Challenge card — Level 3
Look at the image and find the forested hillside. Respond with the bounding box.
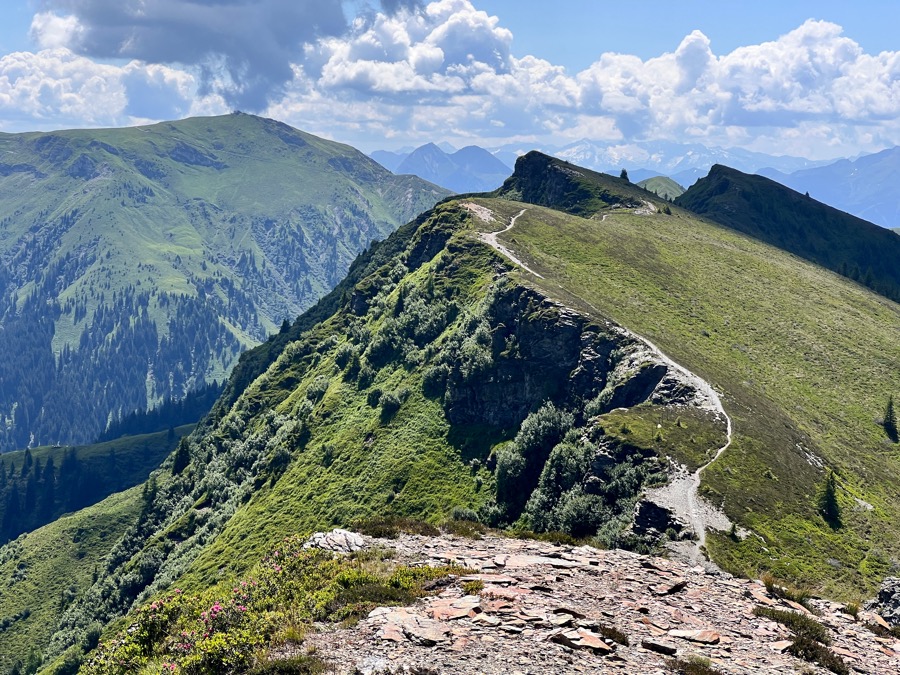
[0,426,190,544]
[0,113,448,451]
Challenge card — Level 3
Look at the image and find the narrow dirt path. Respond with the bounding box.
[638,340,733,563]
[478,204,733,561]
[478,209,544,278]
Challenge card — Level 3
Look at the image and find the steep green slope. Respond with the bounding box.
[675,164,900,302]
[0,425,192,544]
[0,113,448,450]
[13,153,900,670]
[492,165,899,588]
[32,196,725,667]
[0,487,142,673]
[637,176,685,200]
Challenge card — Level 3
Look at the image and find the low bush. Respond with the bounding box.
[666,656,725,674]
[352,517,440,539]
[247,655,328,674]
[752,606,829,644]
[787,635,849,674]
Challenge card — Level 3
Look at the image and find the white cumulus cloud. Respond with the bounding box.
[6,2,900,159]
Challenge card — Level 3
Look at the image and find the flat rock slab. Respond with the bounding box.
[429,596,482,620]
[668,629,721,644]
[303,529,365,553]
[651,578,688,595]
[504,554,583,568]
[642,638,678,655]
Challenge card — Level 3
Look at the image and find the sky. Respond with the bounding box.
[1,1,900,160]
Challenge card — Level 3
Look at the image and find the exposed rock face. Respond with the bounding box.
[443,284,711,429]
[870,577,900,626]
[304,529,365,553]
[294,532,900,674]
[632,499,690,539]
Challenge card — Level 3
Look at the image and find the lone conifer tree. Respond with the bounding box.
[885,394,898,442]
[619,168,629,182]
[819,470,841,528]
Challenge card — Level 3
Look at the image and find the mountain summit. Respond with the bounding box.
[0,113,448,450]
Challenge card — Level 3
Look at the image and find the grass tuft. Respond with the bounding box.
[248,655,330,674]
[666,655,725,674]
[760,572,815,611]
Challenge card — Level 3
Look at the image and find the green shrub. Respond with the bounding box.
[667,656,725,674]
[305,376,330,402]
[422,363,450,398]
[752,606,829,644]
[462,580,484,595]
[352,517,440,539]
[818,470,842,529]
[787,635,849,674]
[334,343,357,370]
[379,391,402,421]
[450,506,479,522]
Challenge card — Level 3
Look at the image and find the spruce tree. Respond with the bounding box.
[818,470,841,528]
[885,394,898,442]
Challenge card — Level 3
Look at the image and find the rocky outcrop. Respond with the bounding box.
[443,284,710,429]
[304,528,365,553]
[632,499,690,539]
[297,531,899,674]
[870,577,900,626]
[496,151,641,217]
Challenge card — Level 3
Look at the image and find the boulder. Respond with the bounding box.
[869,576,900,626]
[303,528,365,553]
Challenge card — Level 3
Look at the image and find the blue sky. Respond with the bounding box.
[2,1,900,160]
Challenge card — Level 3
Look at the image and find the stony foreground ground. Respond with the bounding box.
[302,531,900,674]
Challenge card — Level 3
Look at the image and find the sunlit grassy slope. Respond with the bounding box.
[467,192,900,597]
[637,175,685,200]
[0,487,141,671]
[167,177,899,599]
[0,113,449,449]
[13,153,900,670]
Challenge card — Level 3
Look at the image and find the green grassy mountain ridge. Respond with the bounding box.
[675,164,900,302]
[4,152,900,672]
[0,113,448,451]
[637,175,685,200]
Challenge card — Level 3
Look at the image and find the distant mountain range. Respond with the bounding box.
[371,142,511,193]
[375,138,900,231]
[374,138,838,194]
[0,113,448,451]
[758,146,900,229]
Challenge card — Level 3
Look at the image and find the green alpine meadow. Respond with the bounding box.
[1,147,897,673]
[0,113,448,452]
